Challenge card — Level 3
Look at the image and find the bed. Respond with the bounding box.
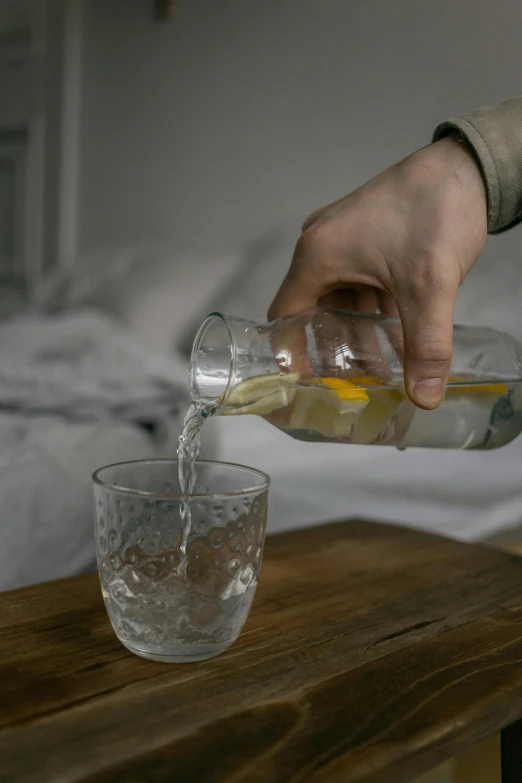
[4,229,520,591]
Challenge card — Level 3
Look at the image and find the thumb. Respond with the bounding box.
[396,284,457,410]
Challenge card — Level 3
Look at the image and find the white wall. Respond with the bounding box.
[78,0,522,329]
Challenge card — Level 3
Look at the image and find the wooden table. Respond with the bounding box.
[2,520,522,783]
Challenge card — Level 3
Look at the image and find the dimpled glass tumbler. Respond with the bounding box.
[93,459,269,663]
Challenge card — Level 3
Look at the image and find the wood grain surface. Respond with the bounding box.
[2,520,522,783]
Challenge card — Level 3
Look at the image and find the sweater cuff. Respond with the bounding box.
[433,98,522,233]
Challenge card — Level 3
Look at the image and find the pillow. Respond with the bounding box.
[36,245,245,356]
[177,227,300,357]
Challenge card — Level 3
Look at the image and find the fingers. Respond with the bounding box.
[268,223,382,321]
[268,230,335,320]
[268,270,319,322]
[395,277,458,410]
[302,192,350,232]
[352,287,380,314]
[270,314,314,377]
[302,206,327,232]
[318,289,357,311]
[377,291,400,317]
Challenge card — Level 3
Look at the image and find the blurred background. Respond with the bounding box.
[2,0,522,592]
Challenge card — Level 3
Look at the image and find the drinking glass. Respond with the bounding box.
[93,459,270,663]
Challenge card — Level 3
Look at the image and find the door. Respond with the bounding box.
[0,0,77,291]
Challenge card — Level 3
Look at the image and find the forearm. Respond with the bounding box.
[433,96,522,233]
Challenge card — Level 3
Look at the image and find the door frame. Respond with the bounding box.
[0,0,83,287]
[0,113,45,287]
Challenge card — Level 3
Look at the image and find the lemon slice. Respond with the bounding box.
[320,377,373,410]
[289,379,369,438]
[357,387,405,444]
[223,372,300,416]
[446,381,508,397]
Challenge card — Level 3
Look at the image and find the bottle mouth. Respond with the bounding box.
[190,312,236,413]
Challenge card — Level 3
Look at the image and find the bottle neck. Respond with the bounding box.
[190,313,282,413]
[190,313,236,412]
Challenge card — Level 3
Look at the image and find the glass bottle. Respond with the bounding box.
[190,309,522,450]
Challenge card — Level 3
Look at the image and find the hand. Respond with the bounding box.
[268,135,488,409]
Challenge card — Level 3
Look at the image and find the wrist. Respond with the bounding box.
[409,134,487,213]
[434,134,486,195]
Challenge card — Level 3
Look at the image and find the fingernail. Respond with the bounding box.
[413,377,445,408]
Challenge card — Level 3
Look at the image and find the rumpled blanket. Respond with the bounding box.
[0,310,193,591]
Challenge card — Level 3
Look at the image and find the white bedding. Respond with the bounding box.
[210,405,522,543]
[0,310,216,591]
[27,234,522,555]
[0,414,176,590]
